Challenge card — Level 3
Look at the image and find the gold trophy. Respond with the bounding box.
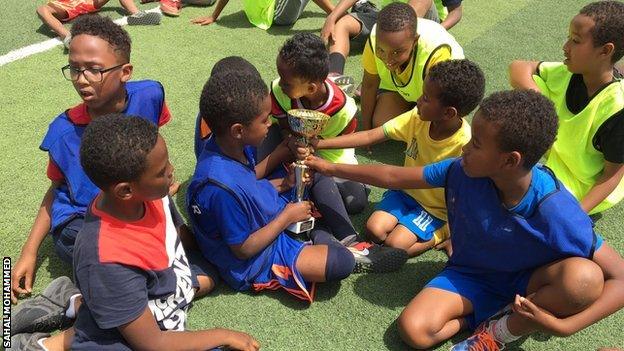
[286,109,330,234]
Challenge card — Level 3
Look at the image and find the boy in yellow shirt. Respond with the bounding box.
[311,59,484,257]
[360,2,463,130]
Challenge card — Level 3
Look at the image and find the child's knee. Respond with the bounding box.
[36,5,49,16]
[325,245,355,281]
[195,274,217,298]
[365,219,388,242]
[397,311,438,349]
[561,258,604,311]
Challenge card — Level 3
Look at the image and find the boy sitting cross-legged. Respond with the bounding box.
[186,69,365,303]
[305,90,624,350]
[11,14,181,306]
[309,59,485,257]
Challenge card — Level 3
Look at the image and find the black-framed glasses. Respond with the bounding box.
[61,64,125,83]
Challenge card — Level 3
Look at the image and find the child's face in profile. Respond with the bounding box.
[276,56,313,99]
[375,27,417,72]
[68,34,130,111]
[130,135,173,201]
[242,94,273,147]
[563,14,602,74]
[416,77,447,122]
[461,111,508,178]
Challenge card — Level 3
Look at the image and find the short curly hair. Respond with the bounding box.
[427,59,485,117]
[478,90,558,170]
[70,14,131,62]
[377,2,417,36]
[80,114,158,189]
[580,1,624,63]
[278,33,329,83]
[199,70,268,136]
[210,56,260,77]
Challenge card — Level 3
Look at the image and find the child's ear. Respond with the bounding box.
[307,82,319,95]
[442,106,459,120]
[113,182,133,200]
[504,151,523,170]
[600,43,615,60]
[120,63,133,83]
[230,123,244,140]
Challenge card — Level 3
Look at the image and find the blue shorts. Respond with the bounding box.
[376,189,445,241]
[51,216,84,264]
[253,234,315,302]
[426,267,533,329]
[186,249,220,289]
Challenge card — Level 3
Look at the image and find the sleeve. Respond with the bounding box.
[382,109,415,142]
[203,187,252,245]
[424,45,452,76]
[362,39,378,75]
[76,263,148,330]
[270,91,287,119]
[423,158,455,187]
[46,156,64,182]
[158,101,171,127]
[594,110,624,163]
[167,197,185,228]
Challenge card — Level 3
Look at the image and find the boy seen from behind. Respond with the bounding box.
[509,0,624,215]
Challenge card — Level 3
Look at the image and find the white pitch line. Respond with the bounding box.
[0,6,161,67]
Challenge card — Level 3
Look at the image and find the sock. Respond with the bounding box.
[324,244,356,281]
[328,53,346,75]
[65,294,81,319]
[489,314,521,344]
[37,337,50,351]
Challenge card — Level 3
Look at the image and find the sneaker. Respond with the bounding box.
[10,332,50,351]
[160,0,181,16]
[450,306,512,351]
[11,276,79,335]
[62,34,72,49]
[349,242,408,273]
[128,10,162,25]
[329,74,355,96]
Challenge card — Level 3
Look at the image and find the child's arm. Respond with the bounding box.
[314,126,387,150]
[312,0,335,15]
[255,138,293,179]
[579,161,624,213]
[320,0,357,44]
[360,71,381,131]
[230,201,312,259]
[120,306,260,351]
[11,183,57,303]
[190,0,229,25]
[513,243,624,337]
[440,3,463,30]
[36,4,71,39]
[407,0,434,18]
[508,60,542,92]
[305,155,432,189]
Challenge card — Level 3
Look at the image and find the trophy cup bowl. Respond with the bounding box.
[286,109,330,234]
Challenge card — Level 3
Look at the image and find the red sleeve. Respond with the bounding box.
[47,157,64,182]
[158,101,172,127]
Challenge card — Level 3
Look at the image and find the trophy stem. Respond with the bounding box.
[293,162,308,202]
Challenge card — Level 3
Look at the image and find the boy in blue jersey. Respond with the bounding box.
[187,70,361,303]
[509,1,624,215]
[305,90,624,350]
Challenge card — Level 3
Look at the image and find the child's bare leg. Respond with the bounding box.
[36,4,71,39]
[398,287,472,349]
[372,92,413,128]
[506,257,604,336]
[384,224,435,257]
[328,16,361,70]
[92,0,112,8]
[117,0,140,14]
[195,275,216,298]
[365,210,398,243]
[41,327,75,351]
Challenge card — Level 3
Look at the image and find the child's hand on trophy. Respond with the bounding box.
[304,156,334,176]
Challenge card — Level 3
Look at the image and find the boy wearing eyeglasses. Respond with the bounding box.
[10,14,186,305]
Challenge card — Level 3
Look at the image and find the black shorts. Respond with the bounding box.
[349,1,378,42]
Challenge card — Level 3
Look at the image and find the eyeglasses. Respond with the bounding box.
[61,64,125,83]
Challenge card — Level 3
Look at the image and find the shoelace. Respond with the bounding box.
[465,330,501,351]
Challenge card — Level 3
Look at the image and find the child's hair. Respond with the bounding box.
[80,114,158,189]
[210,56,261,78]
[478,90,558,170]
[199,70,268,136]
[377,2,417,36]
[278,33,329,83]
[427,59,485,117]
[70,15,132,62]
[579,1,624,63]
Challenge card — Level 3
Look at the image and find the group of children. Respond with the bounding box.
[10,0,624,350]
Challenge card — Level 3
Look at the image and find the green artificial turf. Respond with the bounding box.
[1,0,623,349]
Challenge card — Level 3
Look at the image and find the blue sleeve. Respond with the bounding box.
[423,158,455,188]
[205,187,252,246]
[595,234,604,252]
[76,263,148,330]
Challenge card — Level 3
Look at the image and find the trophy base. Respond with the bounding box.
[286,217,315,234]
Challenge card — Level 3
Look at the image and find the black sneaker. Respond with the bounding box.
[9,332,50,350]
[11,276,79,335]
[349,242,408,273]
[127,10,162,25]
